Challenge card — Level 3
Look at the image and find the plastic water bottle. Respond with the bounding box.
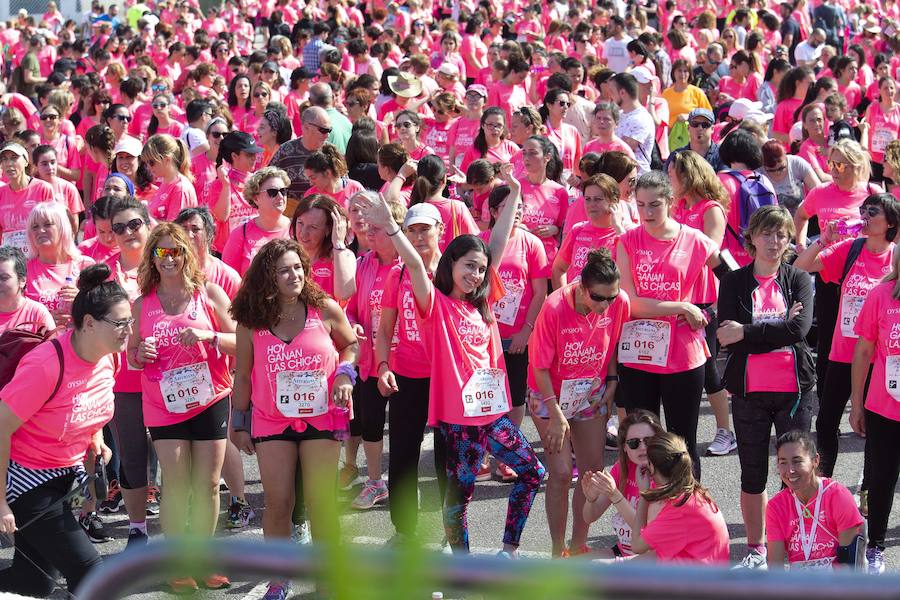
[144,336,162,382]
[836,218,865,237]
[60,275,75,313]
[330,406,351,441]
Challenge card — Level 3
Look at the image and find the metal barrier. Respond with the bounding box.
[76,539,900,600]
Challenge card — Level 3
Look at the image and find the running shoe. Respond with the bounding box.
[263,580,292,600]
[351,479,389,510]
[125,527,149,551]
[495,462,518,482]
[168,577,199,595]
[146,486,160,515]
[605,415,619,450]
[858,490,869,518]
[496,550,517,559]
[201,574,230,589]
[706,428,737,456]
[226,498,255,529]
[338,464,361,490]
[292,521,312,545]
[99,480,124,514]
[867,547,886,574]
[733,548,768,570]
[475,461,493,482]
[79,512,112,543]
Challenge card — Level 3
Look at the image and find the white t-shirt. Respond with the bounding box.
[604,36,633,73]
[180,126,208,156]
[617,106,655,174]
[794,41,822,65]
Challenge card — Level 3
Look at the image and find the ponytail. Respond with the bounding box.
[72,264,129,330]
[409,154,446,206]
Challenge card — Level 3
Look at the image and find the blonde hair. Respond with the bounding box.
[26,201,79,261]
[138,222,205,296]
[141,134,193,181]
[244,166,290,208]
[830,139,872,183]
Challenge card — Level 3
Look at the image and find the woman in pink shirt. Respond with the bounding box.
[128,223,236,594]
[616,171,723,476]
[864,77,900,183]
[77,196,119,264]
[303,145,366,210]
[529,248,629,557]
[0,246,54,333]
[771,67,813,146]
[718,51,762,103]
[230,239,358,599]
[291,194,357,304]
[146,94,185,140]
[795,104,832,183]
[141,134,198,222]
[227,75,252,127]
[540,88,582,185]
[459,107,520,173]
[583,102,636,159]
[241,82,273,142]
[0,265,128,596]
[835,56,863,114]
[850,252,900,573]
[359,167,546,556]
[0,141,56,252]
[393,110,436,161]
[519,136,568,266]
[192,117,229,203]
[32,145,84,234]
[208,131,262,253]
[37,104,81,184]
[447,87,485,170]
[766,431,864,570]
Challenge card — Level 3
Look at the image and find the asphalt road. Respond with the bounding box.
[2,393,897,599]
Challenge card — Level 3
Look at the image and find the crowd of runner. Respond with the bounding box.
[0,0,897,597]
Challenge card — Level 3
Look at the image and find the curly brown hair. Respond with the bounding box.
[244,167,290,209]
[138,222,205,296]
[230,239,327,329]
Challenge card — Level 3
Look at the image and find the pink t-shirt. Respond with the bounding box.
[428,197,480,251]
[249,306,343,437]
[819,239,894,363]
[766,478,864,567]
[447,116,481,168]
[78,236,119,265]
[773,98,802,138]
[148,174,198,222]
[865,100,900,163]
[545,122,582,173]
[608,461,647,556]
[303,179,365,211]
[310,256,336,300]
[619,225,716,374]
[207,168,255,252]
[25,256,95,314]
[557,222,619,282]
[417,283,510,427]
[641,493,731,564]
[422,118,455,166]
[139,289,232,427]
[486,81,529,125]
[583,136,636,159]
[48,176,85,216]
[382,264,432,379]
[520,178,569,264]
[204,257,241,299]
[347,252,399,379]
[839,82,863,112]
[718,73,762,101]
[478,229,548,338]
[797,139,829,173]
[459,139,520,173]
[853,281,900,422]
[799,183,871,233]
[672,198,726,303]
[221,218,291,275]
[527,283,630,394]
[1,331,117,469]
[0,297,54,333]
[0,178,56,250]
[745,274,799,393]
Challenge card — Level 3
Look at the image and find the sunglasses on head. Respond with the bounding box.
[152,246,184,259]
[111,218,146,235]
[625,436,653,450]
[264,187,289,198]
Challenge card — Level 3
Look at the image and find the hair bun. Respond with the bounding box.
[78,263,112,291]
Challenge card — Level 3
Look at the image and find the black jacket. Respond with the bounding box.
[717,262,816,397]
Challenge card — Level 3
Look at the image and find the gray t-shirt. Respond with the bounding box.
[756,155,813,215]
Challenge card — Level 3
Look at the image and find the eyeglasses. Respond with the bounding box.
[396,121,415,129]
[587,290,618,303]
[860,205,884,217]
[152,246,184,259]
[484,122,504,130]
[111,218,146,235]
[304,122,332,135]
[100,316,135,330]
[111,114,132,122]
[253,92,269,98]
[689,120,712,129]
[557,100,571,107]
[625,436,653,450]
[40,113,59,121]
[151,103,168,109]
[263,187,289,198]
[828,159,848,174]
[209,131,226,139]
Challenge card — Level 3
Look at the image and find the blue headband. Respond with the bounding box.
[106,172,135,197]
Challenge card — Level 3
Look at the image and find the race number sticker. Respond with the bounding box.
[461,368,509,417]
[558,377,597,419]
[618,320,671,367]
[885,355,900,401]
[493,282,524,326]
[160,362,215,413]
[840,295,866,339]
[275,370,329,417]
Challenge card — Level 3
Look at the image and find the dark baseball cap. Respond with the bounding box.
[223,131,263,154]
[291,66,316,81]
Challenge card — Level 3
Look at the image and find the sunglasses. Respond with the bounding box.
[112,114,132,122]
[111,218,146,235]
[828,159,848,174]
[263,187,289,198]
[253,92,269,98]
[557,100,571,107]
[860,205,884,217]
[100,316,135,330]
[209,131,226,139]
[625,436,653,450]
[588,290,618,303]
[305,122,332,134]
[152,246,184,259]
[689,121,712,129]
[151,84,167,92]
[396,121,415,129]
[152,103,168,109]
[40,113,59,121]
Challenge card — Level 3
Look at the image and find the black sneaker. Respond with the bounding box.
[125,527,149,550]
[79,512,112,543]
[99,480,124,513]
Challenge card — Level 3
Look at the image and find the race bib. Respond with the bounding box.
[461,367,509,418]
[789,557,834,571]
[611,510,632,553]
[558,377,597,419]
[873,128,895,153]
[493,282,524,326]
[160,362,215,414]
[840,294,866,339]
[618,320,671,367]
[3,229,28,252]
[276,369,329,418]
[885,355,900,401]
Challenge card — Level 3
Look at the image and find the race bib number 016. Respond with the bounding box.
[160,362,215,414]
[276,370,329,418]
[461,368,509,418]
[618,320,671,367]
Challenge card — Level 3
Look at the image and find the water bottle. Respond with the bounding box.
[836,218,865,237]
[330,406,351,441]
[60,275,75,313]
[143,336,162,382]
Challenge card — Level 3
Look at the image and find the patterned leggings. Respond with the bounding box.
[439,416,545,553]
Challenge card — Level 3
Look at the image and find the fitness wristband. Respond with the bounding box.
[605,375,619,383]
[231,408,252,433]
[336,361,358,385]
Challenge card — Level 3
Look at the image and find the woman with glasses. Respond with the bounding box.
[795,193,898,485]
[0,142,55,253]
[146,93,184,140]
[392,110,434,161]
[208,131,264,254]
[221,166,292,275]
[38,104,81,184]
[291,194,356,303]
[141,134,197,223]
[796,104,832,183]
[32,145,83,233]
[582,410,664,558]
[240,81,272,142]
[540,89,582,188]
[192,117,229,201]
[530,247,624,556]
[128,223,236,594]
[716,206,816,569]
[0,264,128,597]
[864,76,900,183]
[227,74,252,129]
[459,107,520,174]
[758,140,821,216]
[583,102,636,159]
[102,103,133,143]
[448,85,487,169]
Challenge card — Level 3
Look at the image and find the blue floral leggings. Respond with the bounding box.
[438,415,546,553]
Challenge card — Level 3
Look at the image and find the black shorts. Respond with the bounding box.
[502,347,528,408]
[252,423,337,444]
[147,397,230,442]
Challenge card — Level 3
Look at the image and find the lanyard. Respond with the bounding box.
[793,478,824,561]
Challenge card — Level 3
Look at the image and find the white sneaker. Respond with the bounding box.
[732,548,768,570]
[605,415,619,450]
[707,428,737,456]
[866,547,885,575]
[291,521,311,545]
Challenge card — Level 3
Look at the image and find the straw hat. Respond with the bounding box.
[387,72,423,98]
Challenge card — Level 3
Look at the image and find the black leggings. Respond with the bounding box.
[865,409,900,549]
[388,374,447,537]
[106,392,149,490]
[814,277,840,401]
[0,473,102,596]
[702,310,725,394]
[816,361,872,484]
[620,364,706,479]
[360,377,389,443]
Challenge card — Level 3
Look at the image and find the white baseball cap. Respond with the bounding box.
[114,135,143,157]
[729,99,764,121]
[404,203,443,227]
